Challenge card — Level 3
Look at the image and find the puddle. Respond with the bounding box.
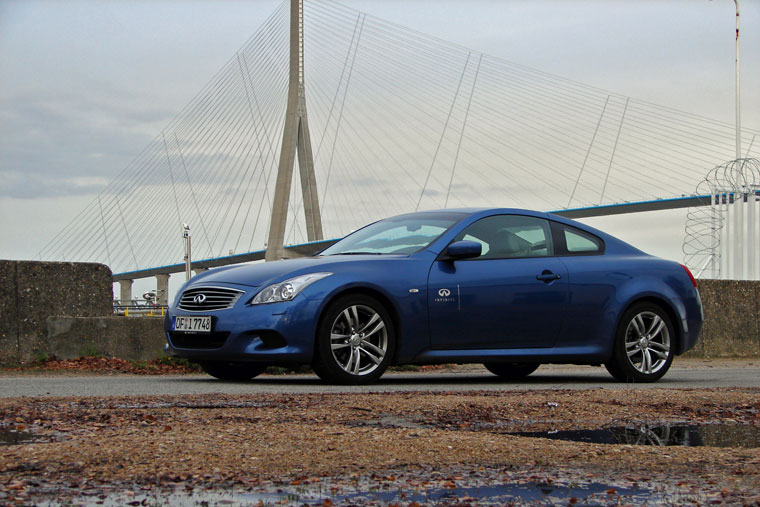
[337,481,648,504]
[42,481,659,506]
[512,423,760,448]
[347,413,432,430]
[0,428,42,446]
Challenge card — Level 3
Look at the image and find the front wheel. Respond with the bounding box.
[312,294,396,385]
[483,362,539,380]
[199,361,267,381]
[605,303,675,383]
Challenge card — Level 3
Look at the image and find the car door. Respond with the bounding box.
[428,214,568,350]
[549,221,614,348]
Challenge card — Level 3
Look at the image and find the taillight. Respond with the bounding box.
[680,264,697,288]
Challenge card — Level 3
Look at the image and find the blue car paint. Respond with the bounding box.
[428,256,569,350]
[164,208,702,367]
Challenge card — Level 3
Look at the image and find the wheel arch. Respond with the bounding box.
[615,295,682,357]
[313,286,403,364]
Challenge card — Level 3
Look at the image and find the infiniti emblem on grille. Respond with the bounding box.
[193,294,207,304]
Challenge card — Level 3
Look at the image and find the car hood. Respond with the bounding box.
[190,255,406,288]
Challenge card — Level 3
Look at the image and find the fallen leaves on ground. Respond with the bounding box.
[1,356,202,375]
[0,388,759,504]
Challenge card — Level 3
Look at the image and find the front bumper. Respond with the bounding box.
[164,294,323,364]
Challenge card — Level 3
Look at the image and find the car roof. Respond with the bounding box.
[420,207,537,215]
[404,208,645,256]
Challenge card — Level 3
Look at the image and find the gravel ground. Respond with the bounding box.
[2,387,760,505]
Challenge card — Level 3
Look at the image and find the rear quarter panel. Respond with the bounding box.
[559,254,702,359]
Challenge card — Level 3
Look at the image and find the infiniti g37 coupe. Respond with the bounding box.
[165,209,702,384]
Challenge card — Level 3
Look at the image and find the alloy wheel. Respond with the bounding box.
[329,304,388,376]
[624,311,671,375]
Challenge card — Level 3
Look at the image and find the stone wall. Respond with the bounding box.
[685,279,760,358]
[0,260,112,363]
[45,317,166,361]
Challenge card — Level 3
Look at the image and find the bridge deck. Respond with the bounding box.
[112,195,710,281]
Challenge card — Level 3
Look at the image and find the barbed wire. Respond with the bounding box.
[683,158,760,278]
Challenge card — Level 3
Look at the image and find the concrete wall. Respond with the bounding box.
[0,262,18,363]
[684,279,760,358]
[1,261,759,363]
[46,316,166,361]
[1,260,113,363]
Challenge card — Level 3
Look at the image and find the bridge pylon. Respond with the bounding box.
[265,0,323,261]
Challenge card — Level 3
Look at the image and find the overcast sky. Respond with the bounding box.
[1,0,758,295]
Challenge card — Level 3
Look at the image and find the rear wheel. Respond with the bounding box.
[483,362,539,380]
[199,361,266,381]
[312,294,395,385]
[605,302,675,383]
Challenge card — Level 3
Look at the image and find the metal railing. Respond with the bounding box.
[113,300,168,317]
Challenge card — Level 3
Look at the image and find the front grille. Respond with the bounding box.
[178,286,245,312]
[169,331,229,349]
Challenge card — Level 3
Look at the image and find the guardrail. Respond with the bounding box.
[113,303,168,317]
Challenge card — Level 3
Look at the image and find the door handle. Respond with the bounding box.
[536,271,561,282]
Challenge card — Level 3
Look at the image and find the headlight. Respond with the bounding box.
[250,272,332,305]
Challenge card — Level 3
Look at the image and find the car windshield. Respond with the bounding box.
[319,212,466,256]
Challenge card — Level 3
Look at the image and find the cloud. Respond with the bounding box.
[1,0,759,278]
[0,88,176,199]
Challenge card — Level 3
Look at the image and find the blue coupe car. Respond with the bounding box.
[165,209,702,384]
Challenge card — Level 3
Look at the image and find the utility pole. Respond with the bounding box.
[265,0,323,261]
[734,0,741,161]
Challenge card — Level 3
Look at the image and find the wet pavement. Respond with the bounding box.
[0,428,42,446]
[512,423,760,448]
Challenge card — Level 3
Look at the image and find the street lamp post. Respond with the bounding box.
[183,223,191,281]
[734,0,741,162]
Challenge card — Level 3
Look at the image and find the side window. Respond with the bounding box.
[455,215,553,259]
[562,226,604,255]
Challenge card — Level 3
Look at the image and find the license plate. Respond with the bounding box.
[173,316,211,333]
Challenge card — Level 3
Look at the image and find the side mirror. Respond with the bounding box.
[445,240,482,260]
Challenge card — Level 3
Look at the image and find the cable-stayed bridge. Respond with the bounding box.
[37,0,760,301]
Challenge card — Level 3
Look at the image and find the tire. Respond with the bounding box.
[312,294,396,385]
[483,362,539,380]
[199,361,267,381]
[605,302,675,383]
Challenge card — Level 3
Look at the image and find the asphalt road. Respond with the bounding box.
[1,360,758,398]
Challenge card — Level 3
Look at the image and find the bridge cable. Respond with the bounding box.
[600,98,629,204]
[567,96,610,207]
[319,14,365,217]
[445,53,481,208]
[415,51,472,211]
